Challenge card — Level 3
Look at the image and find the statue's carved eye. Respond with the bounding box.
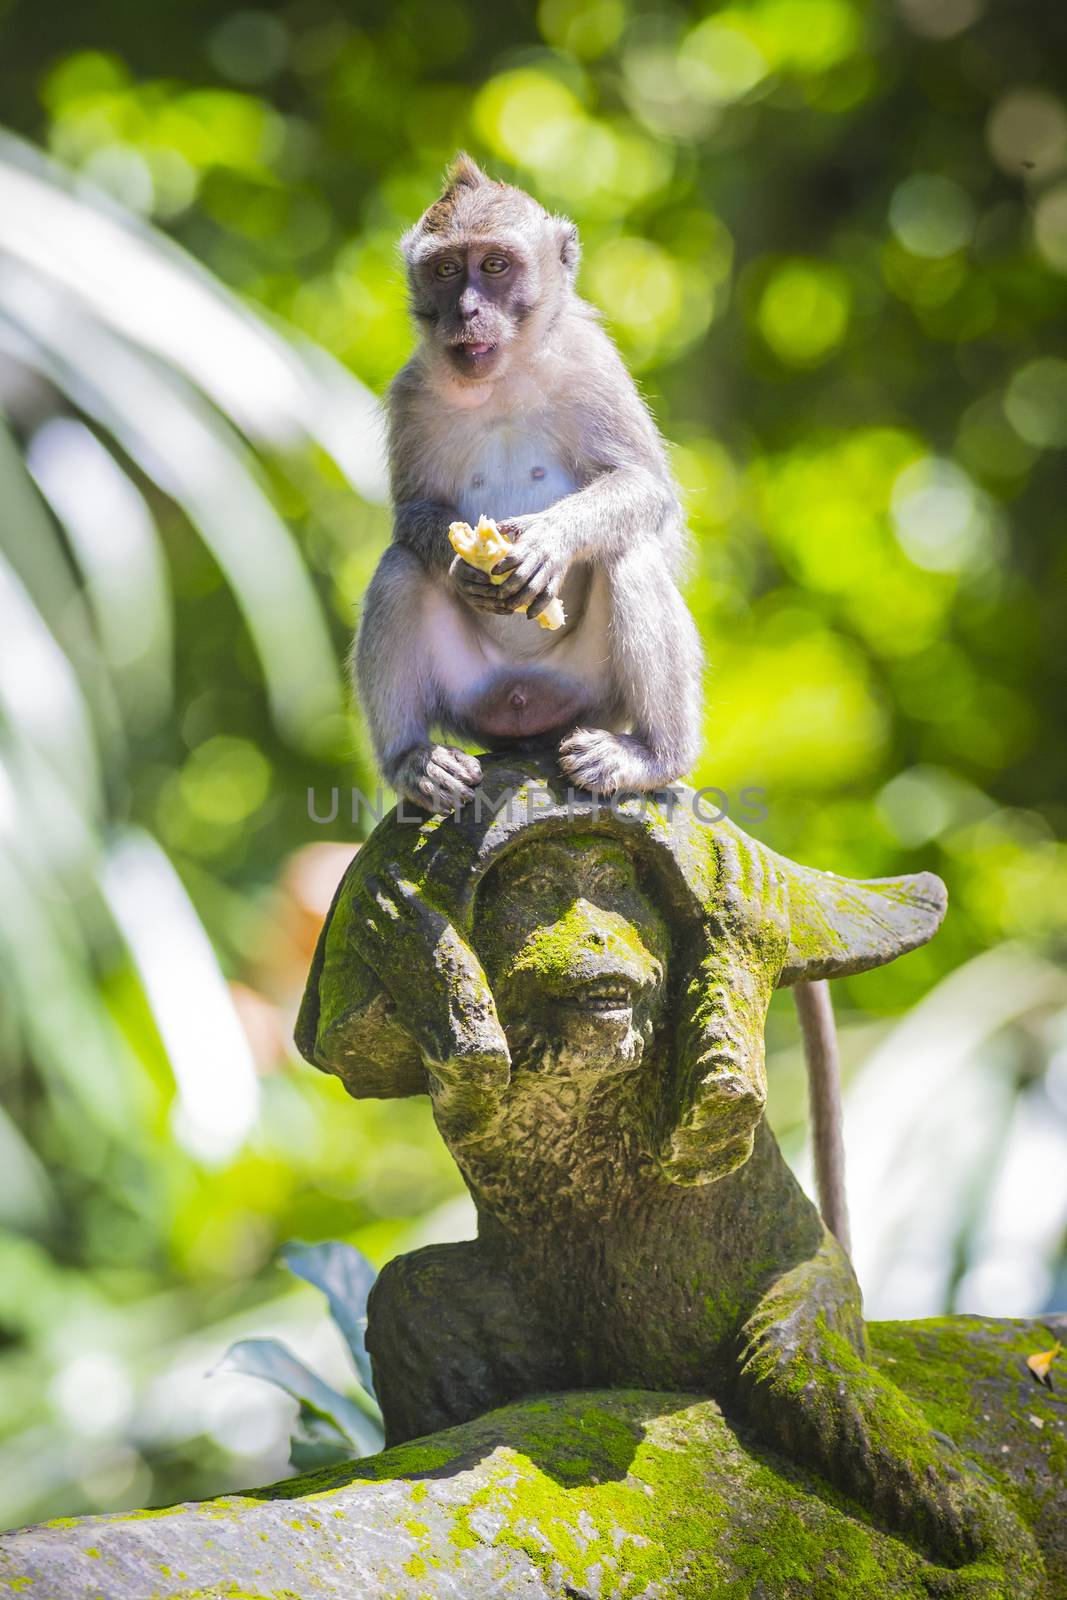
[522,866,557,894]
[595,861,633,894]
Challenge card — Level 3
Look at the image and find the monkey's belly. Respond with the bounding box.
[464,668,592,739]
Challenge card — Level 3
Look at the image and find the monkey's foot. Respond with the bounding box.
[558,728,674,795]
[390,744,482,813]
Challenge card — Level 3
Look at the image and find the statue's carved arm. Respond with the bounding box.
[355,866,511,1139]
[658,825,789,1185]
[736,1241,1042,1586]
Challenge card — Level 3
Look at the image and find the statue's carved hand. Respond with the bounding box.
[491,515,568,621]
[357,866,510,1107]
[659,1061,766,1185]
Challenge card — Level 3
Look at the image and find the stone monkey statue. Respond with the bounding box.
[354,154,703,815]
[297,758,1043,1596]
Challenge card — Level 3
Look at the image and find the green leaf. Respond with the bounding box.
[215,1336,383,1459]
[281,1241,378,1400]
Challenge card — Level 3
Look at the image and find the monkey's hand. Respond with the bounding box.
[449,554,514,616]
[490,516,568,622]
[390,743,483,814]
[356,864,511,1135]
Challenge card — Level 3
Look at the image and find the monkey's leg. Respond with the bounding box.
[558,551,702,794]
[355,544,482,812]
[736,1242,1043,1595]
[365,1241,564,1446]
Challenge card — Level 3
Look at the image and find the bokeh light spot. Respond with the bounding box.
[208,11,289,86]
[179,736,272,826]
[473,70,586,171]
[987,88,1067,183]
[889,174,975,259]
[755,0,861,73]
[890,456,991,572]
[756,259,851,366]
[678,16,768,105]
[1004,358,1067,449]
[895,0,983,39]
[588,237,683,338]
[537,0,627,58]
[1033,183,1067,273]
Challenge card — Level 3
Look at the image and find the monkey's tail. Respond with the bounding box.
[793,979,852,1258]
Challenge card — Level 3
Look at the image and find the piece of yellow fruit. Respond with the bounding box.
[448,516,566,631]
[1026,1341,1062,1388]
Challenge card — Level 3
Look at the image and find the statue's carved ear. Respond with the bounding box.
[776,857,947,986]
[295,873,425,1100]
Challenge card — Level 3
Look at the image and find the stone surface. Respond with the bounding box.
[1,1315,1064,1599]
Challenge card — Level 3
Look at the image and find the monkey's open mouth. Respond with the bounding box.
[451,341,497,365]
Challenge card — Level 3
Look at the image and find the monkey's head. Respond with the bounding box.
[400,154,579,388]
[470,834,669,1082]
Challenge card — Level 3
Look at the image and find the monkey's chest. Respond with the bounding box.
[451,426,577,526]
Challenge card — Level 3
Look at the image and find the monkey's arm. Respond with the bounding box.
[355,544,483,810]
[385,368,462,575]
[393,498,460,575]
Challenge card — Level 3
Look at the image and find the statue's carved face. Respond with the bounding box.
[472,835,670,1080]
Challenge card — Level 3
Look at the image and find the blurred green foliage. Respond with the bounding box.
[0,0,1065,1530]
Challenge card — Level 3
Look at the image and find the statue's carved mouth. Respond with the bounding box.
[559,980,634,1017]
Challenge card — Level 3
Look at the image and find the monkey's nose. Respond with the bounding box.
[509,690,526,710]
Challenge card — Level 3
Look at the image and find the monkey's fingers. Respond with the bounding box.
[493,553,548,600]
[456,581,514,615]
[449,556,494,589]
[525,587,560,621]
[420,747,482,812]
[435,747,482,785]
[505,570,554,612]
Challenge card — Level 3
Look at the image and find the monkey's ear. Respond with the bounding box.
[775,859,947,986]
[556,218,580,281]
[444,152,489,190]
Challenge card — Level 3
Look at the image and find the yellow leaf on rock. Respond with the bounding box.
[1026,1341,1062,1387]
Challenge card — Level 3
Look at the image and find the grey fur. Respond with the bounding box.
[354,157,703,814]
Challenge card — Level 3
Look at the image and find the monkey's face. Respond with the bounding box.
[472,837,669,1080]
[411,240,539,383]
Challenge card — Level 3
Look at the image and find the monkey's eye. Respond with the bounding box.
[480,254,510,276]
[434,258,462,279]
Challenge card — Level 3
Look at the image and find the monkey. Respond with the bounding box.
[354,153,703,818]
[354,156,853,1259]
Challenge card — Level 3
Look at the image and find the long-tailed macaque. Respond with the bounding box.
[355,154,702,816]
